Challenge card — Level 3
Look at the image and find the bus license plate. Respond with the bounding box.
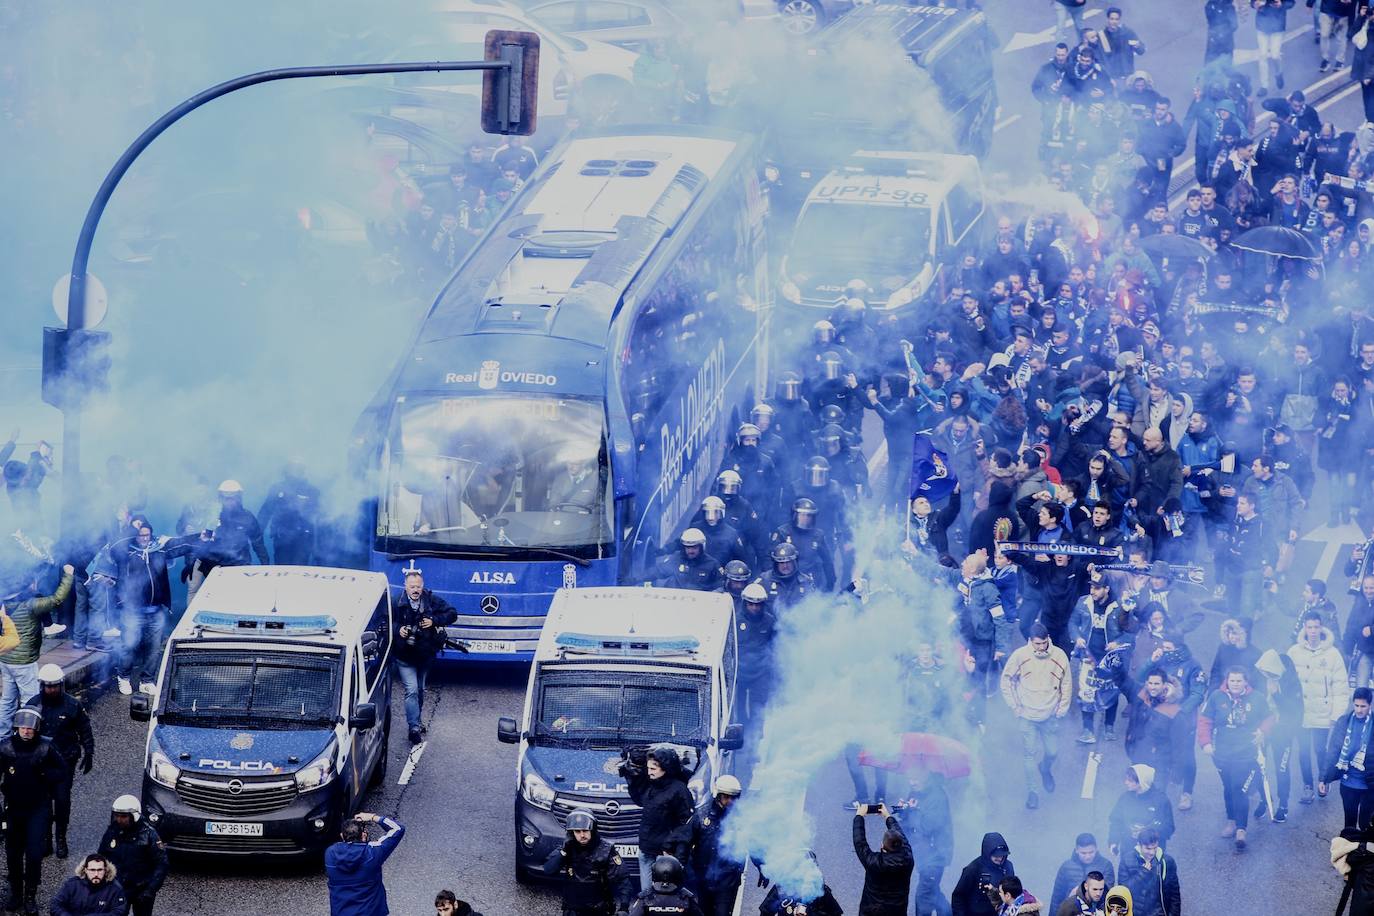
[615,844,640,859]
[467,640,516,653]
[205,821,263,837]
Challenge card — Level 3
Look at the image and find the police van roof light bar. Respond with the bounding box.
[191,611,338,636]
[552,632,699,657]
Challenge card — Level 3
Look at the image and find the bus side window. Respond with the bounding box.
[946,182,981,246]
[363,595,391,693]
[722,614,737,719]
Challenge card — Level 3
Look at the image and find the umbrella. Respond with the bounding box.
[856,732,972,779]
[1138,234,1213,261]
[1230,225,1321,260]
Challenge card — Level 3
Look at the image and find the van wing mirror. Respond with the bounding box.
[497,716,520,744]
[130,693,152,722]
[349,703,377,731]
[719,723,744,751]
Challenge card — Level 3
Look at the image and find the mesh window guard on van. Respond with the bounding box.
[165,651,338,725]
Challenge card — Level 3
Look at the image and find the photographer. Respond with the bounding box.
[851,803,913,916]
[951,833,1013,916]
[394,569,457,745]
[620,746,694,891]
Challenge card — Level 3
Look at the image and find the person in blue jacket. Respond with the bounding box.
[325,813,405,916]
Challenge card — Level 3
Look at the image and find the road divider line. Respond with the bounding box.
[994,113,1022,133]
[398,742,428,785]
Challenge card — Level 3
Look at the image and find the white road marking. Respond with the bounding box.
[398,742,428,785]
[1302,521,1364,581]
[994,113,1023,133]
[1003,9,1102,54]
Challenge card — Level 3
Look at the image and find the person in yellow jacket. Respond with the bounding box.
[1001,622,1072,810]
[1104,884,1132,916]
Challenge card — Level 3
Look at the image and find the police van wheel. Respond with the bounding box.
[368,710,391,789]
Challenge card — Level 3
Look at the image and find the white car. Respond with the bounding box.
[432,0,640,121]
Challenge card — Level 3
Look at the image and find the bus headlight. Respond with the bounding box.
[780,279,802,304]
[521,768,556,809]
[149,748,180,789]
[296,744,337,790]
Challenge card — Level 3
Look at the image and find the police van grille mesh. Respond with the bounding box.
[552,798,641,838]
[167,652,336,721]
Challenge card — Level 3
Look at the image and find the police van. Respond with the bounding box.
[129,566,393,857]
[496,587,741,882]
[778,151,985,315]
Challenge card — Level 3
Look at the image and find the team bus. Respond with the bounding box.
[352,126,770,662]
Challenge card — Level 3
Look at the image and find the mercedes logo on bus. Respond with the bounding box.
[480,595,500,614]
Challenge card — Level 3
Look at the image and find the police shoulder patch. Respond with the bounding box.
[612,855,622,866]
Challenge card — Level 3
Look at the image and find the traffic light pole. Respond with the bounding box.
[58,53,529,535]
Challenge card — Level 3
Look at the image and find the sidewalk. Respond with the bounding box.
[38,638,115,696]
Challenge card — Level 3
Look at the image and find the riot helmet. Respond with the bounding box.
[817,423,844,456]
[819,404,846,427]
[813,320,836,346]
[805,456,831,488]
[737,423,761,448]
[819,350,844,381]
[770,542,799,578]
[839,296,867,324]
[565,809,596,833]
[12,708,41,735]
[650,855,685,893]
[716,469,742,496]
[680,528,706,559]
[750,403,775,431]
[792,498,818,530]
[724,560,752,584]
[776,371,802,403]
[742,582,768,607]
[111,795,142,823]
[701,495,726,524]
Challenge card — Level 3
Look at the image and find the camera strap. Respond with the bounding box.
[1335,879,1352,916]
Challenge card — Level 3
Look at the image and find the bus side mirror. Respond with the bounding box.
[130,694,151,722]
[497,716,520,744]
[350,703,377,731]
[719,723,744,751]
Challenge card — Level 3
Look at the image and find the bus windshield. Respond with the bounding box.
[377,395,612,553]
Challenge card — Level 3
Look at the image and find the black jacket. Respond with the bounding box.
[852,815,914,916]
[623,756,695,858]
[896,781,953,869]
[393,587,459,666]
[687,799,747,891]
[951,833,1013,916]
[1049,850,1115,915]
[25,691,93,766]
[0,734,67,810]
[760,882,845,916]
[98,820,168,900]
[629,887,704,916]
[1131,446,1183,517]
[542,827,631,914]
[49,874,129,916]
[206,504,269,568]
[111,534,194,610]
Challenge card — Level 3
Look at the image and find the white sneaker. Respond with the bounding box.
[42,624,66,638]
[116,677,133,696]
[137,682,157,697]
[102,627,122,639]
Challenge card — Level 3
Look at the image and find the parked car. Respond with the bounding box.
[515,0,687,51]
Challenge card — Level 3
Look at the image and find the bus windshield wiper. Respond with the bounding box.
[515,546,593,568]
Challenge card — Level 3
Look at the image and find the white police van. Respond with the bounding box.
[778,151,985,314]
[496,587,741,882]
[129,566,393,857]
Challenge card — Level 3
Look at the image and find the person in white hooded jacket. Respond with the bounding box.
[1287,610,1351,804]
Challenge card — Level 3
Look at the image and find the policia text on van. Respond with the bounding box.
[129,567,393,857]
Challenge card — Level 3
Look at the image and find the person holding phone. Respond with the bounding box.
[852,804,913,916]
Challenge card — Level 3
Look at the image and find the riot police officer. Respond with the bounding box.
[98,795,168,916]
[768,371,817,448]
[542,809,632,916]
[686,776,746,916]
[719,424,780,523]
[0,707,67,914]
[816,424,868,499]
[714,471,769,558]
[750,403,796,485]
[719,561,753,611]
[736,584,777,725]
[258,459,320,565]
[654,530,723,591]
[629,856,703,916]
[24,664,93,860]
[786,457,849,546]
[755,542,814,609]
[694,497,752,569]
[771,499,836,591]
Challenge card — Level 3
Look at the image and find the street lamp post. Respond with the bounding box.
[54,36,540,535]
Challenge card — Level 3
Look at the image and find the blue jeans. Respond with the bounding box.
[72,579,113,649]
[396,659,430,732]
[1019,716,1061,790]
[0,662,39,735]
[119,607,167,685]
[638,851,654,891]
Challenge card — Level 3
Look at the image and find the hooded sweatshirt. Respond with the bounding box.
[1108,765,1175,852]
[953,833,1014,916]
[1103,886,1133,916]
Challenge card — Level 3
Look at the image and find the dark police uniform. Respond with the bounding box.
[628,887,704,916]
[0,731,67,905]
[769,525,835,591]
[542,832,631,915]
[653,550,724,592]
[755,570,814,609]
[23,690,93,853]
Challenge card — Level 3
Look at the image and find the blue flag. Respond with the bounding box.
[909,433,957,503]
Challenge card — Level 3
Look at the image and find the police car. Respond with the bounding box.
[496,587,742,882]
[778,151,985,313]
[129,566,393,858]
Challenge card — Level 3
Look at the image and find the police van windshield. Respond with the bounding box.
[532,672,708,746]
[790,202,932,277]
[377,395,612,555]
[163,650,338,728]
